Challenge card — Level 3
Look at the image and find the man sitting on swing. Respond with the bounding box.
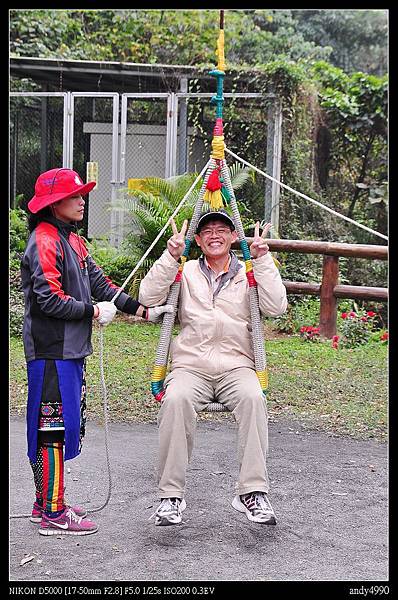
[139,209,287,526]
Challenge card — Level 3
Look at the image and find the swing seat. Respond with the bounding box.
[206,401,230,412]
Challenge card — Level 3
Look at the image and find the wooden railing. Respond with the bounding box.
[233,238,388,338]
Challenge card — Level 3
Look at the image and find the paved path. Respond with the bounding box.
[9,415,388,584]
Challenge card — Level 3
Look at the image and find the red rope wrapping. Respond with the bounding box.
[206,168,222,192]
[213,118,223,136]
[246,270,257,287]
[155,391,165,403]
[175,271,183,283]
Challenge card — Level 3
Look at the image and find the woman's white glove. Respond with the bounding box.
[146,304,174,323]
[95,301,117,326]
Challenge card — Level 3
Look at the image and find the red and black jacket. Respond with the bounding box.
[21,216,140,362]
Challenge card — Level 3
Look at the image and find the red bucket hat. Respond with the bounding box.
[28,168,96,214]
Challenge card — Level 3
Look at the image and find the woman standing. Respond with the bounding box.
[21,167,171,536]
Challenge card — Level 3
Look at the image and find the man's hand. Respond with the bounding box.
[167,218,188,261]
[95,301,117,326]
[146,304,174,323]
[250,222,272,259]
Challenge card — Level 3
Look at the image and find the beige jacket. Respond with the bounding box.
[139,250,287,375]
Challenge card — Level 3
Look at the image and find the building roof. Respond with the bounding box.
[10,56,264,94]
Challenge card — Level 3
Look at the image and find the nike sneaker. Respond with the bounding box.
[30,501,87,523]
[38,507,98,536]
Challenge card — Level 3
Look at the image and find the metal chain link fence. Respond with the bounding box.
[10,95,64,211]
[10,92,272,243]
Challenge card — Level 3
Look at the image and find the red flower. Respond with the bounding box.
[349,311,357,318]
[341,312,348,319]
[380,332,388,341]
[360,316,368,322]
[367,311,376,318]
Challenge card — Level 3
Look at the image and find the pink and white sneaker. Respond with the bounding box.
[38,507,98,536]
[30,501,87,523]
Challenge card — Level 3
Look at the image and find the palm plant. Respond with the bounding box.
[115,162,254,297]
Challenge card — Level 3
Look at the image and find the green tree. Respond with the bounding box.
[311,62,387,225]
[292,9,388,76]
[7,9,337,67]
[10,9,387,74]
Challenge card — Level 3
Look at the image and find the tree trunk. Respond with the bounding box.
[347,131,376,218]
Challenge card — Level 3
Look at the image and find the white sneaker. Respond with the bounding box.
[152,497,186,526]
[232,491,276,524]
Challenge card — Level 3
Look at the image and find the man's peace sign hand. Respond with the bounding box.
[167,218,188,261]
[250,221,272,259]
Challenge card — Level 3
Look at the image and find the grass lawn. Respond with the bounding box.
[9,318,388,442]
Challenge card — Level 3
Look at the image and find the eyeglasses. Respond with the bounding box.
[199,227,232,237]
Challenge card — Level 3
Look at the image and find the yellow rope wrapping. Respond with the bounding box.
[216,29,226,72]
[152,365,167,382]
[204,189,224,210]
[272,255,281,268]
[245,259,253,273]
[211,135,225,160]
[256,370,269,391]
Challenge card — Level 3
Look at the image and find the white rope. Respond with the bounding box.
[86,325,113,514]
[111,159,211,303]
[225,147,388,242]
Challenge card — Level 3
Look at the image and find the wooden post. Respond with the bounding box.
[319,255,339,338]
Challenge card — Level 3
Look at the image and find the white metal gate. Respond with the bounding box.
[10,90,282,245]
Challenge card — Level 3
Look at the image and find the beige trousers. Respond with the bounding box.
[157,366,269,499]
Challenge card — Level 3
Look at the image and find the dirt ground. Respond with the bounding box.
[9,414,388,592]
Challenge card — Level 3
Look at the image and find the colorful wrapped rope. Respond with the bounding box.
[150,10,268,400]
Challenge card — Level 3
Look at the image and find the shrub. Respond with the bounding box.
[300,325,320,342]
[9,263,25,337]
[9,208,29,338]
[270,296,321,334]
[338,308,377,348]
[10,207,29,254]
[87,238,138,295]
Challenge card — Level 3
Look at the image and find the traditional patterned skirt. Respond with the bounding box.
[26,358,87,462]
